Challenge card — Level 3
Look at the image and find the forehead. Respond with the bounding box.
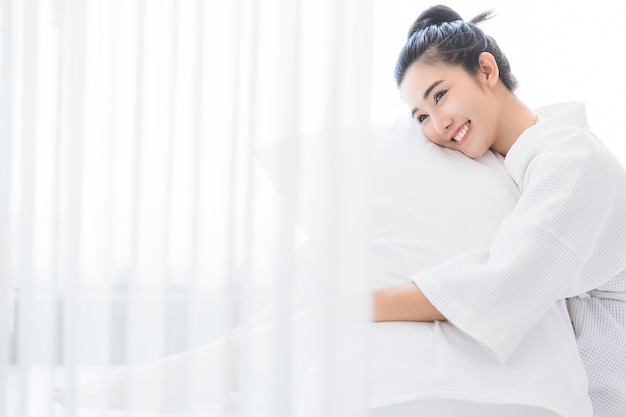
[400,61,464,105]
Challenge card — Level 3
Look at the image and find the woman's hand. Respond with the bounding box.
[373,282,447,322]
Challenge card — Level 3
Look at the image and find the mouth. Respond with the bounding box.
[451,121,470,146]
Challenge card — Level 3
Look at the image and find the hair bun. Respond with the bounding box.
[407,4,463,39]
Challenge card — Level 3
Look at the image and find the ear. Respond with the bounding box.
[477,52,500,88]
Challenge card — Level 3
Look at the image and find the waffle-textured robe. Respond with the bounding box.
[412,102,626,417]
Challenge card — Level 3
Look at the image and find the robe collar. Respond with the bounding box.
[504,101,590,187]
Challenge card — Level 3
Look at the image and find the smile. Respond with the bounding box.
[452,121,470,146]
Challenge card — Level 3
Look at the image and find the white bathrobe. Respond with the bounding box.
[412,102,626,417]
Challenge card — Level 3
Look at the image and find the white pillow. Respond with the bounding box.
[367,117,519,288]
[59,120,593,417]
[367,117,592,417]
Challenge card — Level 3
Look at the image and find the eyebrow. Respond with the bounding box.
[410,79,444,117]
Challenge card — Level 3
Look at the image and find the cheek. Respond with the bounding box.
[423,124,438,143]
[423,125,448,147]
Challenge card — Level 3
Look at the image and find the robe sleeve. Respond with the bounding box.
[411,128,626,362]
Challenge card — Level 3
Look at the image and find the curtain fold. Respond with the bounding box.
[1,0,374,415]
[1,0,17,414]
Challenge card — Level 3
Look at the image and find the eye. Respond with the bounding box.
[434,90,446,103]
[416,114,429,124]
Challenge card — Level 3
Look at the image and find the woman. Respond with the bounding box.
[373,5,626,416]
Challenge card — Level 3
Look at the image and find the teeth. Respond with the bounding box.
[453,122,469,142]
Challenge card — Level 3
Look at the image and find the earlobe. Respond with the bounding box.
[477,52,499,87]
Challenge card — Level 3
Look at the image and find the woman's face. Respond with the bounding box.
[399,60,500,159]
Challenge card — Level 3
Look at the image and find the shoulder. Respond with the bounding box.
[534,127,600,165]
[506,101,626,188]
[528,122,595,153]
[527,101,618,170]
[536,127,619,172]
[511,126,624,193]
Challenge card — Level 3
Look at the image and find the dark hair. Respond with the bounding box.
[394,5,517,91]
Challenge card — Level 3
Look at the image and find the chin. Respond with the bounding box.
[461,147,489,160]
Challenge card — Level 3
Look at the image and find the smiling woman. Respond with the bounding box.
[374,4,626,417]
[398,59,535,158]
[371,0,626,164]
[2,0,626,416]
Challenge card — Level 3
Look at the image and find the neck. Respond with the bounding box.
[490,86,537,157]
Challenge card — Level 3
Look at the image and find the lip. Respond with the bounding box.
[451,121,471,146]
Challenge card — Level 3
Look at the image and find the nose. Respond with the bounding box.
[431,113,452,135]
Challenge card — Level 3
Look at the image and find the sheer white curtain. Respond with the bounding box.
[1,0,373,415]
[5,0,625,415]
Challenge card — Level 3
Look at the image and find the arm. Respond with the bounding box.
[373,282,446,322]
[408,132,626,361]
